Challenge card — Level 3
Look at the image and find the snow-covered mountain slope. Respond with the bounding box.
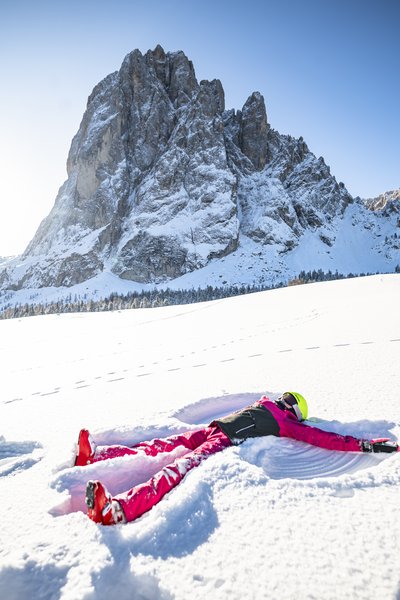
[0,45,398,298]
[1,274,399,599]
[0,192,398,314]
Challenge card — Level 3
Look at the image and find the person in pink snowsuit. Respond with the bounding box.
[74,392,399,525]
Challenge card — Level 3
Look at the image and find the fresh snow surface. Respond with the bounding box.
[1,274,399,600]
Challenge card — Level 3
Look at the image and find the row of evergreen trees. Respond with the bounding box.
[0,284,276,320]
[288,269,372,286]
[0,269,393,320]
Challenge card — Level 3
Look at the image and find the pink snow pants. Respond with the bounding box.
[93,426,231,522]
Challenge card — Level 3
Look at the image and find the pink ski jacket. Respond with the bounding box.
[258,397,362,451]
[213,396,363,452]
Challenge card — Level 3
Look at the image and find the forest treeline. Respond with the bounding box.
[0,269,391,320]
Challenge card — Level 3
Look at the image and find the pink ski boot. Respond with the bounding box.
[74,429,96,466]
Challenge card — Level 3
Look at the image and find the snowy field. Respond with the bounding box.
[0,274,399,600]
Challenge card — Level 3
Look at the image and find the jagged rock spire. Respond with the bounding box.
[239,92,270,170]
[1,46,366,292]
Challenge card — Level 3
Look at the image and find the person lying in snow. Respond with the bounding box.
[74,392,399,526]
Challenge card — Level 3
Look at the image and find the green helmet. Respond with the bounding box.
[283,391,308,421]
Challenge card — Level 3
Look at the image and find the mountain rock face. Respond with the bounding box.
[0,46,398,291]
[363,189,400,212]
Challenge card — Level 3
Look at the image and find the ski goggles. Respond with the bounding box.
[279,393,303,422]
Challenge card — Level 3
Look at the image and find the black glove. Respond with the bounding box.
[361,438,399,453]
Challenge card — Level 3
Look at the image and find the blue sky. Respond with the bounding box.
[0,0,399,255]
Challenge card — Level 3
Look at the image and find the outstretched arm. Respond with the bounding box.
[281,418,399,453]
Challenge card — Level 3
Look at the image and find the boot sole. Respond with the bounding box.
[86,480,96,509]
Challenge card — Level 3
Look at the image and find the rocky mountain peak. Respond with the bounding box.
[143,45,199,107]
[0,46,397,294]
[363,188,400,212]
[198,79,225,116]
[239,91,270,170]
